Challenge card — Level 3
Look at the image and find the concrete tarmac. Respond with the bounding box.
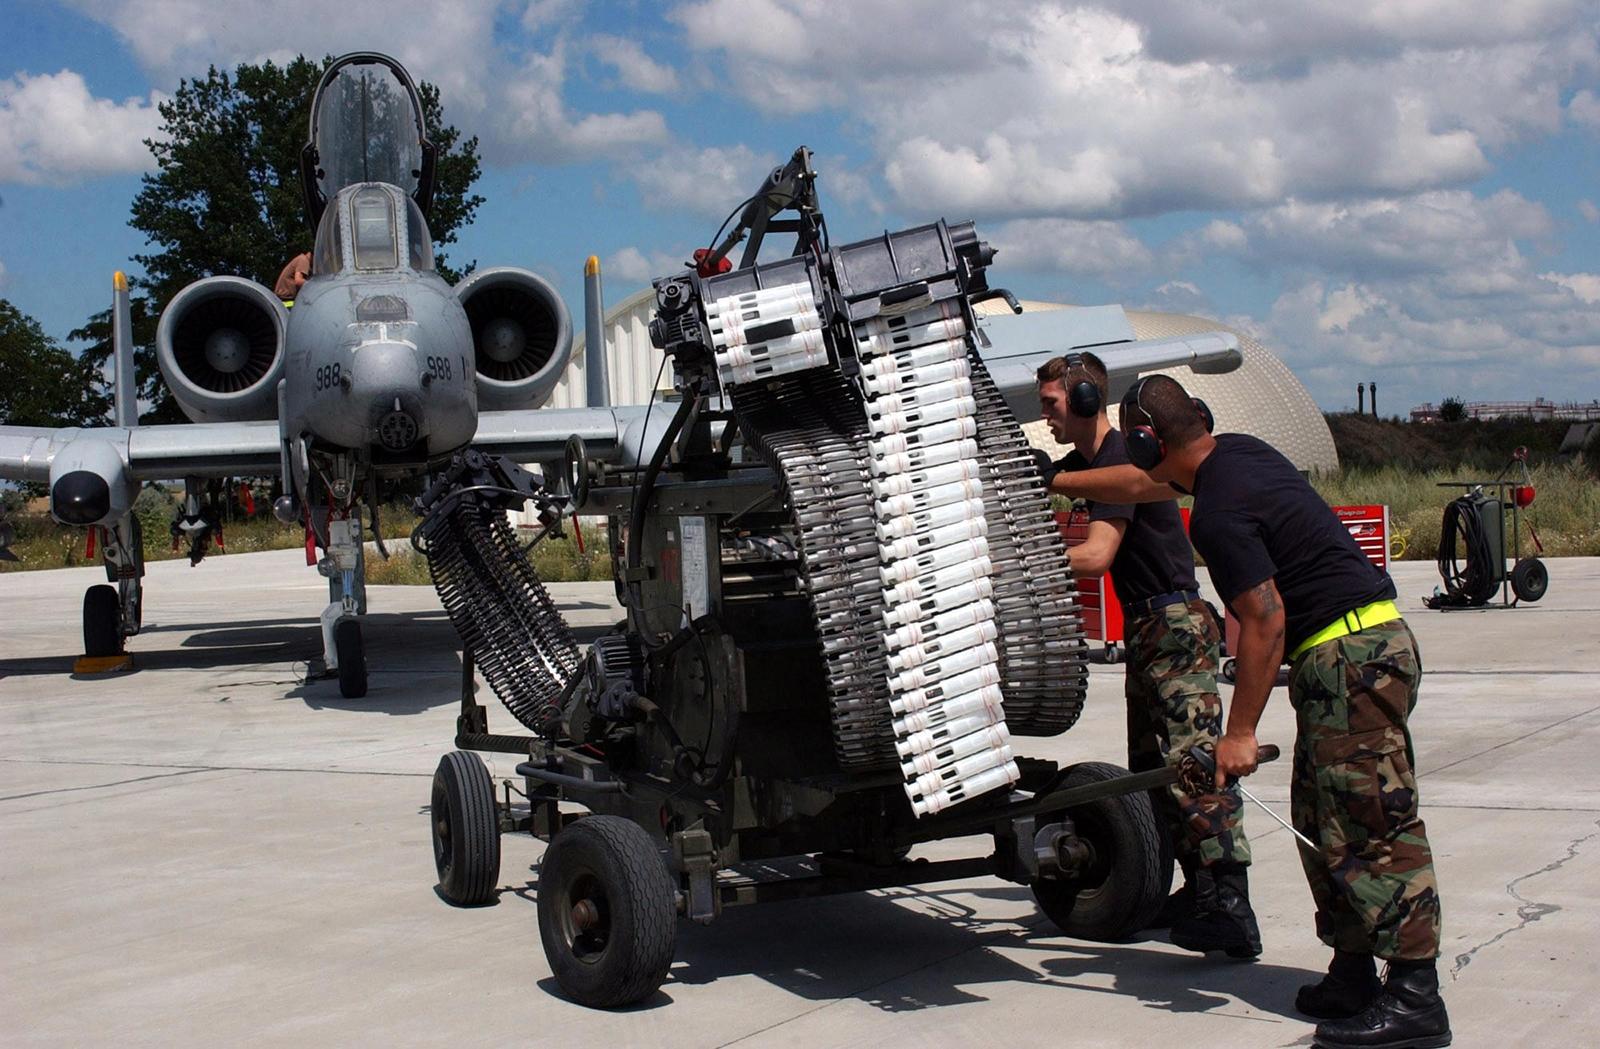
[2,550,1597,1047]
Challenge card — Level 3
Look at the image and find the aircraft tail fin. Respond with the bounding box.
[582,255,610,408]
[112,271,138,428]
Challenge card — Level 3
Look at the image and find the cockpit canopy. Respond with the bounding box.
[301,53,435,232]
[313,183,435,276]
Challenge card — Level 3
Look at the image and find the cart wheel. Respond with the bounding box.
[538,815,677,1009]
[1221,658,1238,684]
[1032,761,1166,942]
[335,618,367,698]
[1104,642,1121,665]
[1510,557,1548,603]
[431,751,501,906]
[83,584,122,657]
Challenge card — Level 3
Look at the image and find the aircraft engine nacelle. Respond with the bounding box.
[456,268,572,411]
[49,436,135,528]
[156,276,288,424]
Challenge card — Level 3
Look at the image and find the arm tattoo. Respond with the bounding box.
[1247,579,1281,618]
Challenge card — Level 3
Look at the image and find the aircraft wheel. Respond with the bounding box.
[83,585,122,657]
[431,751,501,906]
[1103,642,1121,665]
[1221,658,1238,684]
[538,815,677,1009]
[1032,762,1166,942]
[1510,557,1548,603]
[335,618,367,698]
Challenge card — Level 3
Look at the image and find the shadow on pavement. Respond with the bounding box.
[490,863,1317,1020]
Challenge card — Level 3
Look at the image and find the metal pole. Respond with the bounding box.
[583,255,610,408]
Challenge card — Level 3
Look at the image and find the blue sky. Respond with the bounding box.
[2,0,1598,414]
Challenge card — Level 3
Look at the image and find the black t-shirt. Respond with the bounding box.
[1189,433,1395,653]
[1058,429,1197,605]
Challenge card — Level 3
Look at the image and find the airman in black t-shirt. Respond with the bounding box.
[1037,353,1260,959]
[1048,374,1449,1049]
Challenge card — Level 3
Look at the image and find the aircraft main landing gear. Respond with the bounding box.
[335,618,367,698]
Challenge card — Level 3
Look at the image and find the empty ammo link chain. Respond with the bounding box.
[421,499,581,735]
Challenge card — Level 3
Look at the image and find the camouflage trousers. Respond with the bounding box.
[1125,599,1251,868]
[1288,618,1442,960]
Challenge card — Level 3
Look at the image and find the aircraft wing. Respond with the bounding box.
[974,305,1241,422]
[471,305,1242,469]
[0,421,282,484]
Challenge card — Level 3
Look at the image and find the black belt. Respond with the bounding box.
[1122,589,1201,620]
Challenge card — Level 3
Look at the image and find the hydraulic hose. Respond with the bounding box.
[1435,494,1498,606]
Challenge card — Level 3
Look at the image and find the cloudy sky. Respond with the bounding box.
[2,0,1597,414]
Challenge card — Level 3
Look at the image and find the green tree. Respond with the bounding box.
[0,300,111,427]
[1438,396,1467,423]
[79,55,485,422]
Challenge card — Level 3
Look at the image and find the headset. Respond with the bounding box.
[1064,353,1103,418]
[1122,377,1215,470]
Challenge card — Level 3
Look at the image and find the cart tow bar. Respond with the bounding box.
[1186,744,1319,855]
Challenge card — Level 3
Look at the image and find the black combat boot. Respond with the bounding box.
[1297,950,1382,1020]
[1148,855,1197,929]
[1170,862,1262,959]
[1313,960,1452,1048]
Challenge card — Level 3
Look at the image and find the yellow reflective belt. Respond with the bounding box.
[1287,599,1402,663]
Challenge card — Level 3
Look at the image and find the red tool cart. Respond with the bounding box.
[1219,504,1391,682]
[1058,510,1126,662]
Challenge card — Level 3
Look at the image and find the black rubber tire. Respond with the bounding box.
[1511,557,1548,603]
[1032,761,1167,942]
[1221,658,1238,684]
[431,751,501,906]
[83,584,122,656]
[537,815,677,1009]
[335,618,367,698]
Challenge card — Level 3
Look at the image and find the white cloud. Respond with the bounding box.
[1580,199,1600,223]
[1237,190,1554,277]
[606,246,689,285]
[55,0,668,167]
[1542,272,1600,303]
[590,34,681,94]
[0,256,9,289]
[991,217,1154,281]
[0,71,165,185]
[627,143,776,216]
[675,0,1598,218]
[496,45,669,163]
[1570,89,1600,130]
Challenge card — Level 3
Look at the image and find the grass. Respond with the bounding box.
[1310,461,1600,559]
[364,525,614,586]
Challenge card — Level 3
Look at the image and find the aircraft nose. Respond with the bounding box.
[52,471,111,525]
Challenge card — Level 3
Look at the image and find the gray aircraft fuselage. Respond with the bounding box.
[285,182,478,475]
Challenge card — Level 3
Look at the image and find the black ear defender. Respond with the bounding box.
[1122,377,1166,470]
[1193,397,1214,433]
[1064,353,1102,417]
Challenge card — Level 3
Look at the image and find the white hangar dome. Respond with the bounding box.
[551,287,1337,474]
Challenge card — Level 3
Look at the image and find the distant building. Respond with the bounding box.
[1410,399,1600,423]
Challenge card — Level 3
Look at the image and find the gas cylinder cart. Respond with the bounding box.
[1425,446,1549,609]
[414,149,1274,1008]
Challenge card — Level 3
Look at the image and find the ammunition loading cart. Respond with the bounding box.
[415,149,1211,1008]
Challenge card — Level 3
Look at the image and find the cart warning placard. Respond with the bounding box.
[681,515,711,619]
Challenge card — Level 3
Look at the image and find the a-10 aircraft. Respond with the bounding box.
[0,52,1242,699]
